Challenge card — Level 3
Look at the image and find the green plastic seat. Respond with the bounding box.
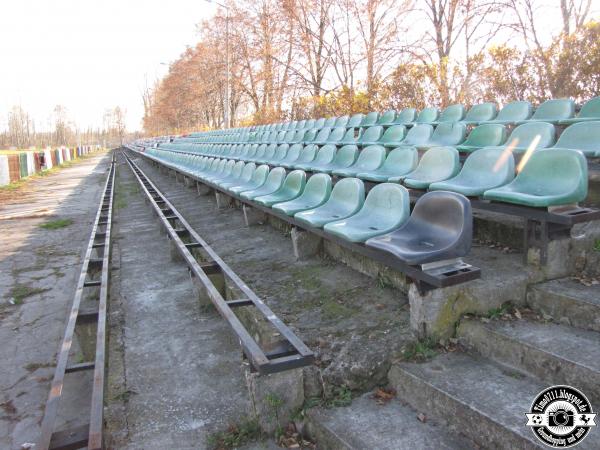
[271,144,290,162]
[393,108,417,125]
[559,97,600,125]
[308,145,358,174]
[295,144,336,171]
[302,129,318,143]
[378,125,406,148]
[312,127,332,145]
[240,167,287,199]
[377,110,397,126]
[229,164,270,194]
[285,144,318,169]
[221,162,256,189]
[291,129,306,143]
[278,144,303,166]
[294,178,365,228]
[254,170,307,206]
[357,147,418,182]
[206,159,236,182]
[332,145,387,177]
[203,159,228,181]
[549,121,600,156]
[272,173,332,216]
[339,128,358,145]
[305,119,316,129]
[483,100,533,125]
[456,124,507,153]
[357,126,384,146]
[314,118,326,129]
[325,127,346,144]
[416,122,466,150]
[323,117,337,128]
[518,98,575,124]
[394,147,460,189]
[256,144,278,163]
[360,112,379,127]
[395,124,433,147]
[430,147,515,196]
[461,103,497,124]
[324,183,410,242]
[251,144,267,162]
[488,122,555,154]
[347,114,364,128]
[483,149,587,207]
[415,107,439,124]
[216,161,246,187]
[431,104,465,124]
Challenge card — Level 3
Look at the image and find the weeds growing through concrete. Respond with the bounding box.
[8,284,50,303]
[402,337,438,362]
[594,239,600,252]
[39,218,73,230]
[207,417,262,450]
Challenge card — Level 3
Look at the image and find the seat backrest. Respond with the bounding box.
[358,126,384,143]
[303,129,318,142]
[509,122,556,149]
[394,108,417,124]
[334,145,359,166]
[341,128,357,143]
[361,112,379,127]
[464,103,497,122]
[314,144,337,164]
[274,144,289,160]
[324,117,337,128]
[277,131,286,142]
[430,122,467,145]
[415,107,439,123]
[296,120,306,129]
[463,123,507,147]
[496,100,533,122]
[377,110,396,125]
[347,113,364,128]
[264,144,277,160]
[302,173,332,203]
[255,144,267,159]
[438,104,465,122]
[304,119,316,129]
[251,164,270,184]
[284,130,296,142]
[231,161,246,178]
[327,127,346,143]
[222,160,236,175]
[314,118,326,129]
[353,145,387,170]
[281,170,307,195]
[285,144,303,161]
[531,98,575,121]
[512,148,587,199]
[555,121,600,153]
[240,163,257,181]
[413,146,460,177]
[360,183,410,224]
[297,144,318,162]
[335,115,349,128]
[263,166,287,189]
[458,147,515,186]
[380,125,406,144]
[329,177,365,210]
[578,96,600,118]
[315,127,331,142]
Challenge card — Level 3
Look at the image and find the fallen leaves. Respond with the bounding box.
[277,423,316,449]
[373,387,396,405]
[571,275,600,287]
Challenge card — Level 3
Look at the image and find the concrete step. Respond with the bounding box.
[527,278,600,332]
[306,392,476,450]
[389,352,600,450]
[458,318,600,403]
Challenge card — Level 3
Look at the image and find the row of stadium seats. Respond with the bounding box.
[144,150,472,265]
[184,97,600,143]
[162,120,600,157]
[146,144,587,209]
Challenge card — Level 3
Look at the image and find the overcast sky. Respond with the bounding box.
[0,0,215,132]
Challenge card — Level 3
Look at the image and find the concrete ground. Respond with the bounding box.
[0,151,111,450]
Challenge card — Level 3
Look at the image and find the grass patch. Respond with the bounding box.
[594,239,600,252]
[321,300,353,320]
[9,284,50,303]
[324,385,352,408]
[402,337,438,362]
[39,218,73,230]
[207,417,262,450]
[486,303,510,319]
[24,362,53,372]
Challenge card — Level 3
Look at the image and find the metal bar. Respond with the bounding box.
[65,362,95,374]
[123,151,314,374]
[38,153,116,450]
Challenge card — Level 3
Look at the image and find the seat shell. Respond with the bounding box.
[461,102,497,124]
[295,144,336,171]
[415,107,439,124]
[517,98,575,124]
[254,170,307,206]
[393,108,417,125]
[559,96,600,125]
[240,167,287,199]
[366,191,473,265]
[483,100,533,125]
[432,104,465,124]
[308,145,358,174]
[333,145,387,177]
[456,124,507,152]
[549,121,600,156]
[487,122,555,154]
[272,173,332,216]
[395,146,460,189]
[416,123,466,150]
[229,164,270,194]
[357,147,418,182]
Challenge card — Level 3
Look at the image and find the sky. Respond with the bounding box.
[0,0,216,132]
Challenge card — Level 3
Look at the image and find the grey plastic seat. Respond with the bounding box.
[488,122,555,154]
[272,173,332,216]
[229,164,270,194]
[357,126,384,146]
[483,149,587,207]
[416,122,466,150]
[221,162,257,188]
[333,145,387,177]
[308,145,358,174]
[549,121,600,156]
[295,144,336,171]
[378,125,406,148]
[483,100,533,124]
[324,183,410,242]
[394,146,460,189]
[360,112,379,128]
[347,114,364,128]
[517,98,575,124]
[415,107,439,124]
[393,108,417,125]
[285,144,318,169]
[240,167,287,199]
[254,170,306,206]
[357,147,418,182]
[431,104,465,124]
[294,178,365,228]
[461,103,497,124]
[559,97,600,125]
[456,124,507,153]
[430,147,515,196]
[365,191,473,265]
[377,110,397,126]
